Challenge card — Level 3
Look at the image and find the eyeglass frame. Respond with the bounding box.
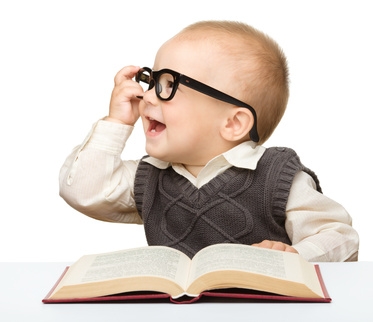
[135,67,259,143]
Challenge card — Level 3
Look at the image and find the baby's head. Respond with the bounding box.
[137,20,289,167]
[166,20,289,144]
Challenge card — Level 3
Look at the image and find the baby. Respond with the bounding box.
[60,20,359,261]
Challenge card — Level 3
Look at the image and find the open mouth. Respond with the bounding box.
[148,117,166,133]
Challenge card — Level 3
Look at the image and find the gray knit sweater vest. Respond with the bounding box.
[134,147,322,258]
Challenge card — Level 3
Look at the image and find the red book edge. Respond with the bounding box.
[42,264,331,304]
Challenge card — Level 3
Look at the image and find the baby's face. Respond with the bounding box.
[139,37,236,166]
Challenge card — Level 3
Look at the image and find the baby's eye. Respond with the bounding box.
[158,73,176,98]
[165,80,174,89]
[162,80,174,96]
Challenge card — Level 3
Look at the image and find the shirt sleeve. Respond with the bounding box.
[59,119,143,224]
[285,171,359,262]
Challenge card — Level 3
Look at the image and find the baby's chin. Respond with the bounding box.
[144,149,180,164]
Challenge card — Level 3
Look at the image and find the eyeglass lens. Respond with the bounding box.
[137,69,176,100]
[137,69,151,92]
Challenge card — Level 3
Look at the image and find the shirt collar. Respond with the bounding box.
[143,141,266,171]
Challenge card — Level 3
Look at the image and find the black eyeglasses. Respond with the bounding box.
[135,67,259,143]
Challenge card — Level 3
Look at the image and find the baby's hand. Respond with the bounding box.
[252,240,298,253]
[106,65,144,125]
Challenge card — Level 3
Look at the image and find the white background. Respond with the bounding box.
[1,0,371,262]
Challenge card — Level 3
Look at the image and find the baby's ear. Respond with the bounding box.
[220,107,255,142]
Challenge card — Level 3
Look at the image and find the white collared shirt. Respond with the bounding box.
[143,140,266,188]
[60,120,359,262]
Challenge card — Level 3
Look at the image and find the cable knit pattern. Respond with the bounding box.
[134,147,322,258]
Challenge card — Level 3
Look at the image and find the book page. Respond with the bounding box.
[56,246,191,290]
[188,243,301,284]
[186,244,325,298]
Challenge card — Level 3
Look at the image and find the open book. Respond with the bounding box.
[43,243,331,304]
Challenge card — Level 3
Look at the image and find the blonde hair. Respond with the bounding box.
[178,21,289,144]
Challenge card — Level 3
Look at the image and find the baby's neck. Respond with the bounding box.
[183,164,205,178]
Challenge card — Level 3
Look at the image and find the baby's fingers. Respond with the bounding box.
[113,65,141,85]
[252,240,298,253]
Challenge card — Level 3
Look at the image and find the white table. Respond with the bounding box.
[0,262,372,322]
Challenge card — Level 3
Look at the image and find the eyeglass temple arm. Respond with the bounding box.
[181,77,260,143]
